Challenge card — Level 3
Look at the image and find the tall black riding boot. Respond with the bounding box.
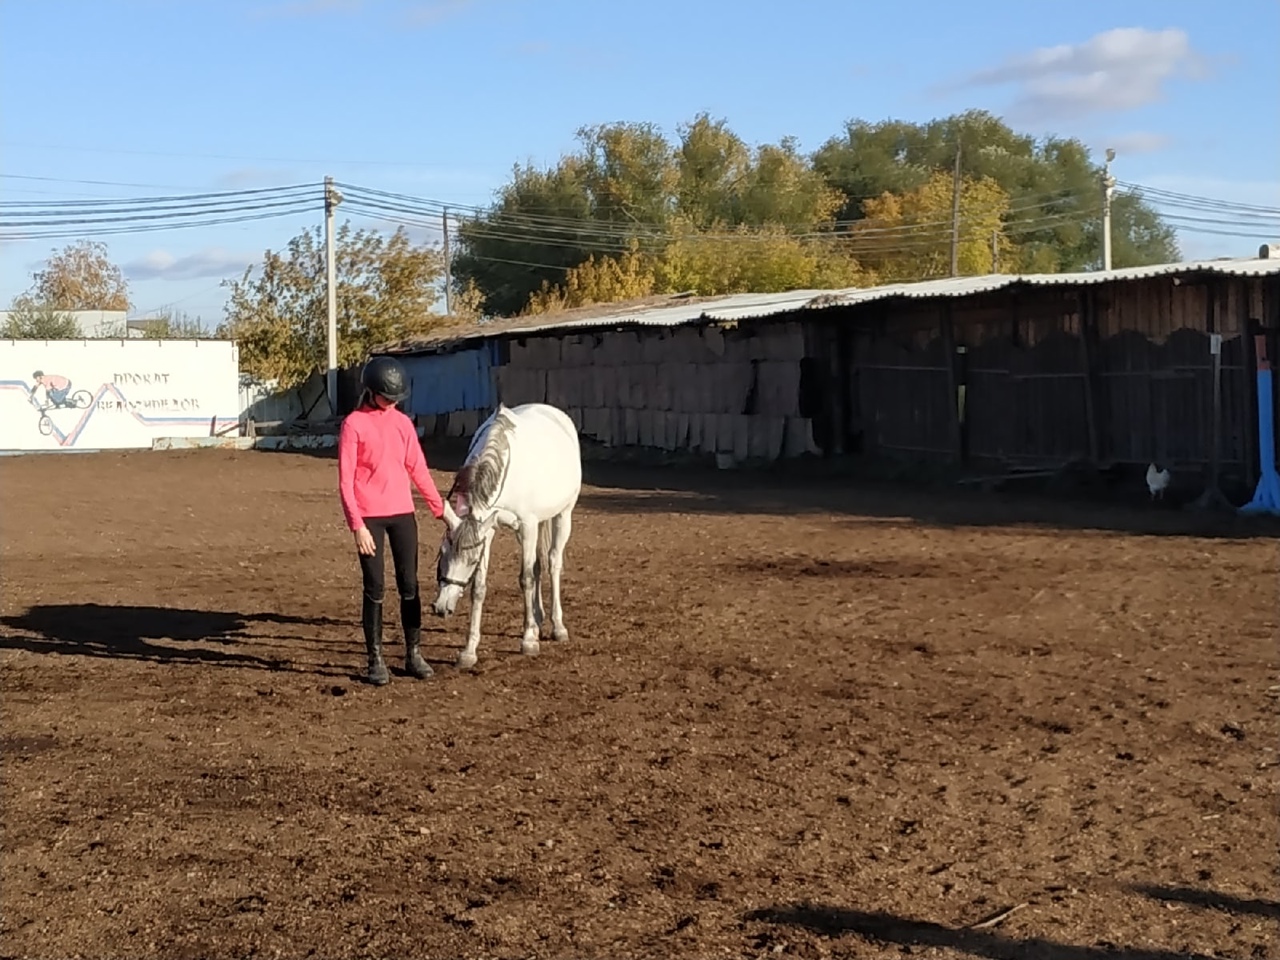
[401,594,432,679]
[363,596,390,686]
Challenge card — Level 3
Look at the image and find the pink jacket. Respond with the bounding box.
[338,405,444,531]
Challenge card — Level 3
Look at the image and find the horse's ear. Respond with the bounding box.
[442,500,461,531]
[450,492,471,518]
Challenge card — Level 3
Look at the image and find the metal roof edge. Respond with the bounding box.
[377,255,1280,355]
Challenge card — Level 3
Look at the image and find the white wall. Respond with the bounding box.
[0,339,242,452]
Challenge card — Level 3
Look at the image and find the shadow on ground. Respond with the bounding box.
[744,902,1226,960]
[0,603,353,676]
[1129,883,1280,919]
[573,461,1280,540]
[248,443,1280,539]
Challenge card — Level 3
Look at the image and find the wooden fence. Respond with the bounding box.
[803,272,1280,489]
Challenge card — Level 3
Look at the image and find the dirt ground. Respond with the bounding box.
[1,448,1276,960]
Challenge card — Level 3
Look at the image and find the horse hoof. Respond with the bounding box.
[521,638,541,657]
[553,627,570,643]
[455,652,478,670]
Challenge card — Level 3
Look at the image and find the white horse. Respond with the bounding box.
[432,402,582,669]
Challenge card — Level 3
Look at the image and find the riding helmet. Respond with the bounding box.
[361,356,410,403]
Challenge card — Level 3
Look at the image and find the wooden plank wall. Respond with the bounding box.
[411,270,1277,478]
[493,321,823,461]
[812,272,1273,477]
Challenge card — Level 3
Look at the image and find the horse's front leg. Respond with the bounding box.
[455,534,493,671]
[518,519,541,657]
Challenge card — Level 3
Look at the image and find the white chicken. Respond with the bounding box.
[1146,462,1171,500]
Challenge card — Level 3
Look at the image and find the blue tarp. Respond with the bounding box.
[1240,367,1280,515]
[400,344,498,416]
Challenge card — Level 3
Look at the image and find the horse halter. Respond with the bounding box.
[437,529,480,590]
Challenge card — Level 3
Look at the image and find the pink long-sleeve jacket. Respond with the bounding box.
[338,405,444,531]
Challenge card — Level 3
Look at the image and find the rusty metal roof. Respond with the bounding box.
[381,255,1280,355]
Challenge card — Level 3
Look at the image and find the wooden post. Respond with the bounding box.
[940,302,964,464]
[1078,289,1101,464]
[1237,282,1257,491]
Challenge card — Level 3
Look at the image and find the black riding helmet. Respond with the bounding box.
[361,355,410,404]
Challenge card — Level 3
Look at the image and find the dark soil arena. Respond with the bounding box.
[1,448,1276,960]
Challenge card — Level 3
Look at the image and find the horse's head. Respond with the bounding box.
[432,494,497,617]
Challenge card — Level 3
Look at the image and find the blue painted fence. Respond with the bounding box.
[398,344,499,416]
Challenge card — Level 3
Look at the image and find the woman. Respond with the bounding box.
[338,356,445,686]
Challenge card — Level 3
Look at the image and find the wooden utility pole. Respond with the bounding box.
[442,205,453,316]
[324,176,343,414]
[949,141,962,277]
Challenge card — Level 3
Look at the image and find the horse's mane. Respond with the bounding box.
[447,409,515,540]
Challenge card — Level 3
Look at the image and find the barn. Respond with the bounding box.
[375,252,1280,496]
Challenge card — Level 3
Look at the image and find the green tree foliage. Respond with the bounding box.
[454,114,848,316]
[453,110,1180,317]
[1,301,80,339]
[812,110,1179,270]
[218,223,444,388]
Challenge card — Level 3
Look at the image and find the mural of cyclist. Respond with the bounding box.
[31,370,73,408]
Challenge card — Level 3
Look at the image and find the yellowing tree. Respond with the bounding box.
[526,241,657,314]
[15,240,131,312]
[219,223,444,388]
[850,171,1013,281]
[524,222,869,314]
[655,221,865,296]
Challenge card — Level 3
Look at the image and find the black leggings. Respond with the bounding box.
[359,513,420,605]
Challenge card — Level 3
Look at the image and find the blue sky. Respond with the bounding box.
[2,0,1278,326]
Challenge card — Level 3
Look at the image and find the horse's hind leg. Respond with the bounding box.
[532,520,548,637]
[517,519,541,657]
[547,508,572,643]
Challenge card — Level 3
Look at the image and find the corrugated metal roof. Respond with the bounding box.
[383,255,1280,354]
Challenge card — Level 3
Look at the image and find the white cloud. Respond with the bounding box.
[252,0,363,18]
[1103,131,1174,156]
[125,248,258,282]
[961,27,1210,122]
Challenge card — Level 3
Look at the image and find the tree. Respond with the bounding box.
[16,239,131,312]
[218,223,444,388]
[133,308,212,339]
[454,110,1184,318]
[526,241,657,314]
[525,223,869,315]
[850,171,1014,281]
[1,301,80,339]
[653,222,865,296]
[453,116,857,317]
[812,110,1178,271]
